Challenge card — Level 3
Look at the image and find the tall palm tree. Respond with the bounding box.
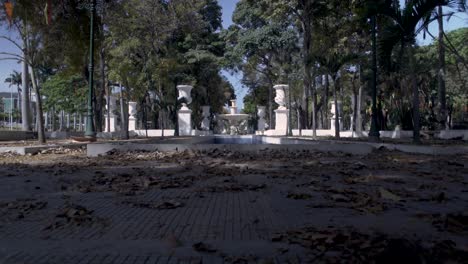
[433,1,466,129]
[4,71,22,125]
[315,52,359,138]
[376,0,466,143]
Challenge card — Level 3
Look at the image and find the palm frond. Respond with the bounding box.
[378,0,467,69]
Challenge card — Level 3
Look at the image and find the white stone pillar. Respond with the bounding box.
[178,107,192,136]
[201,106,211,131]
[393,125,402,139]
[177,85,193,136]
[105,96,118,132]
[128,101,137,131]
[257,106,266,132]
[273,85,289,135]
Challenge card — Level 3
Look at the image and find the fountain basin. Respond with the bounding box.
[218,114,250,123]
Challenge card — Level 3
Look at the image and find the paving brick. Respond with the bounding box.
[1,149,466,263]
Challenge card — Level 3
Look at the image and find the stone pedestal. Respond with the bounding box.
[128,118,136,131]
[265,85,289,136]
[178,106,193,136]
[274,109,289,135]
[393,125,402,139]
[177,85,193,136]
[105,115,117,132]
[274,85,289,135]
[105,96,118,132]
[128,101,137,131]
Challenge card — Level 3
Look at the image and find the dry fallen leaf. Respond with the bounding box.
[379,187,402,202]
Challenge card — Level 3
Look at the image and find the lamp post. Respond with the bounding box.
[288,81,292,136]
[10,85,13,130]
[84,0,96,138]
[369,15,380,141]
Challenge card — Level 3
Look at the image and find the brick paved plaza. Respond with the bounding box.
[0,147,467,263]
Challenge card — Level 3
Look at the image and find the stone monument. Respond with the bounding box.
[272,84,289,135]
[128,101,137,131]
[177,85,193,136]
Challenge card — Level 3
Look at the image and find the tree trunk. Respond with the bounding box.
[333,76,340,138]
[437,6,447,129]
[78,113,81,131]
[21,58,32,131]
[73,113,76,131]
[173,83,179,136]
[95,48,106,132]
[351,73,358,133]
[320,77,325,129]
[29,66,45,144]
[323,75,329,129]
[409,45,421,143]
[339,76,345,130]
[51,107,56,131]
[302,86,309,130]
[106,83,110,133]
[160,110,164,137]
[297,105,302,135]
[356,69,363,135]
[311,75,317,138]
[119,84,129,140]
[268,79,274,129]
[301,11,312,130]
[59,110,64,131]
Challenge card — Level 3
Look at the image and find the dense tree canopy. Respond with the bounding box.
[0,0,467,142]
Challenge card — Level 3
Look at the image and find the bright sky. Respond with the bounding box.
[219,0,245,108]
[0,26,22,93]
[0,0,466,111]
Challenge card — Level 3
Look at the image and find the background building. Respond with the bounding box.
[0,92,19,114]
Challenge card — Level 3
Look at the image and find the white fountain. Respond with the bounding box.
[218,100,249,135]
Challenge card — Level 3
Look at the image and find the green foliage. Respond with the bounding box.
[224,0,299,117]
[42,74,87,113]
[4,71,22,89]
[417,27,468,121]
[105,0,229,128]
[375,0,465,71]
[1,0,467,134]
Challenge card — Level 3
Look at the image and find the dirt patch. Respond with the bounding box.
[43,203,109,231]
[0,199,47,221]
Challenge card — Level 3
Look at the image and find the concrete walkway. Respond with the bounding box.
[0,148,467,263]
